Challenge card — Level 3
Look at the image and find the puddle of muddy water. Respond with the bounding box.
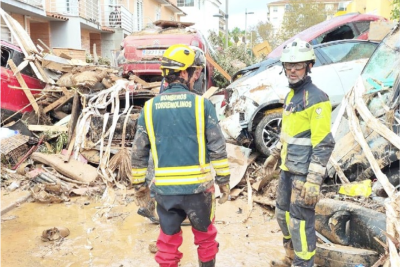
[1,193,285,267]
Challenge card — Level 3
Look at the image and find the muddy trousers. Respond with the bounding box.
[154,186,218,267]
[275,171,316,267]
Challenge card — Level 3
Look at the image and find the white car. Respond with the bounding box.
[211,39,378,156]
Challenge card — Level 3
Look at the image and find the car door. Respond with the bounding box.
[312,41,378,107]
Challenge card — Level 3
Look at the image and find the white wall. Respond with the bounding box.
[49,17,81,48]
[179,0,221,38]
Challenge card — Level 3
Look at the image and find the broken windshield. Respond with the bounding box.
[361,26,400,92]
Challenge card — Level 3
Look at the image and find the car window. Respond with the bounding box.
[361,30,400,92]
[11,48,35,76]
[354,21,371,35]
[316,42,377,64]
[313,24,355,44]
[1,47,11,67]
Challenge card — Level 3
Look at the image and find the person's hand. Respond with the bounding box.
[263,155,278,175]
[218,183,230,204]
[133,184,150,208]
[300,181,320,205]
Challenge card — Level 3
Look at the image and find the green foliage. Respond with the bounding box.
[391,0,400,20]
[208,31,257,88]
[278,0,334,43]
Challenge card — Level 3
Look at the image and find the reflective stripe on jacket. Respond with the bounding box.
[131,84,230,195]
[280,76,335,177]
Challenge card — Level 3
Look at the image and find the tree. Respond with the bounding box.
[391,0,400,20]
[208,31,256,88]
[278,0,334,43]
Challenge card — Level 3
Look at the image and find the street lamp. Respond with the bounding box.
[213,0,229,49]
[244,8,254,51]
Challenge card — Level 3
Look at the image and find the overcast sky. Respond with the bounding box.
[221,0,276,31]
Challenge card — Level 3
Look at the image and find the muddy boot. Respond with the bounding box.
[283,239,295,260]
[271,239,294,267]
[199,258,215,267]
[137,198,159,224]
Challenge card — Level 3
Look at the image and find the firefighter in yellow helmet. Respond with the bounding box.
[264,38,335,266]
[131,44,230,267]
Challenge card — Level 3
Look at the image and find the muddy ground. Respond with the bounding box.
[1,188,286,267]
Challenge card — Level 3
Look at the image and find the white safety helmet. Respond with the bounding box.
[280,38,316,63]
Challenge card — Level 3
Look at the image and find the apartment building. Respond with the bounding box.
[336,0,393,19]
[267,0,341,32]
[267,0,393,33]
[1,0,186,60]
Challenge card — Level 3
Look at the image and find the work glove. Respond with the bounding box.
[133,183,150,208]
[218,183,230,204]
[263,142,282,175]
[300,181,320,206]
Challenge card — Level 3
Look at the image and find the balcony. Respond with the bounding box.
[48,0,100,25]
[19,0,43,8]
[102,5,134,34]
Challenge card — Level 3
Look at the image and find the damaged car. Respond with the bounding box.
[326,22,400,187]
[214,39,378,156]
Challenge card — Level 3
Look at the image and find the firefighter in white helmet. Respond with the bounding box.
[264,38,335,266]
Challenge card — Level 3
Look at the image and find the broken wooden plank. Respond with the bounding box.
[8,59,40,114]
[30,152,98,184]
[202,86,219,99]
[42,54,73,72]
[38,38,53,54]
[205,53,231,82]
[28,125,68,132]
[130,75,149,86]
[43,88,74,113]
[63,134,76,163]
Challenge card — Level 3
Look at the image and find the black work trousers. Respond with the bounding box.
[276,170,317,267]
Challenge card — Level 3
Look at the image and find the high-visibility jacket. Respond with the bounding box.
[280,76,335,180]
[131,83,230,195]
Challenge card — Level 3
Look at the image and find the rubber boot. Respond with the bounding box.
[199,258,215,267]
[271,239,293,267]
[137,198,159,223]
[283,239,295,260]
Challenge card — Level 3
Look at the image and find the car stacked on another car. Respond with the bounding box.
[210,13,385,157]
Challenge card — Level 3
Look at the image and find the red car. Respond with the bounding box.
[120,20,214,89]
[1,40,45,117]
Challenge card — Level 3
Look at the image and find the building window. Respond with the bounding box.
[285,4,293,12]
[177,0,194,7]
[273,7,278,12]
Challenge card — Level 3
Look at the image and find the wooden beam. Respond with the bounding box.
[28,125,68,132]
[8,59,40,114]
[205,53,231,82]
[43,88,74,113]
[202,86,219,99]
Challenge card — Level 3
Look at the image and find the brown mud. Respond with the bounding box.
[1,191,286,267]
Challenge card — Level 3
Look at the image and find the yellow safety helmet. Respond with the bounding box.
[280,38,316,63]
[160,44,195,76]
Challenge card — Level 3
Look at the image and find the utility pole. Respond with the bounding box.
[225,0,229,49]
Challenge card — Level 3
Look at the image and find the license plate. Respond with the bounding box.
[142,50,165,56]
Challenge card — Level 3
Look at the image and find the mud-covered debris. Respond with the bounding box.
[41,227,70,242]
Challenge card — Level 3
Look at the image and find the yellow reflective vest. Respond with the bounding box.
[131,84,230,195]
[280,76,335,179]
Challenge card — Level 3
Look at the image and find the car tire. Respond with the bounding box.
[254,112,282,157]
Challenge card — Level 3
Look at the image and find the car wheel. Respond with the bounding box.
[254,112,282,157]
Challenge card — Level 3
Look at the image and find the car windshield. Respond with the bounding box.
[361,28,400,93]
